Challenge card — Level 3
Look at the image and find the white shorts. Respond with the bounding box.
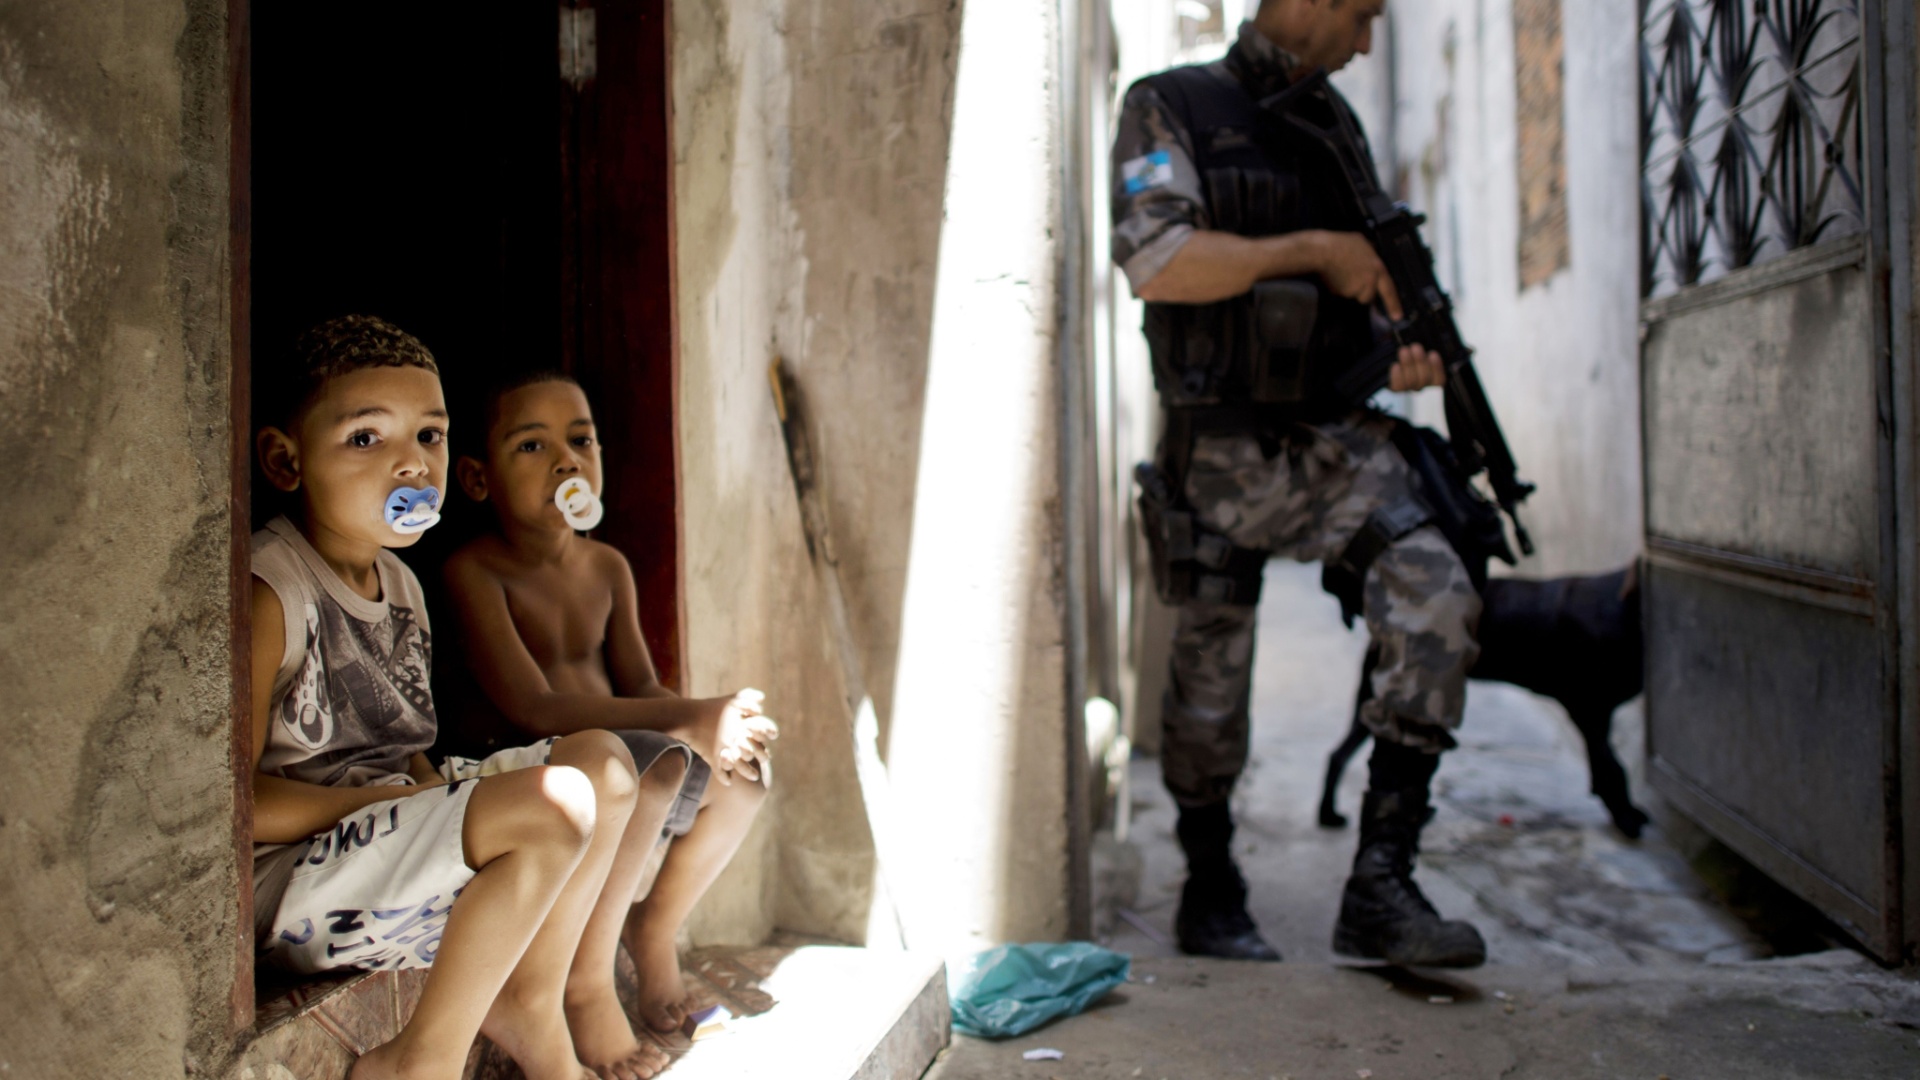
[256,740,556,974]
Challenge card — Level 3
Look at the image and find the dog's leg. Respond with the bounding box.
[1571,705,1648,839]
[1320,647,1380,829]
[1319,717,1370,829]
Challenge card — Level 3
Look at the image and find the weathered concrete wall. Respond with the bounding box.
[883,0,1075,954]
[1377,0,1645,576]
[672,0,1089,952]
[669,0,1002,947]
[672,0,858,947]
[0,1,240,1075]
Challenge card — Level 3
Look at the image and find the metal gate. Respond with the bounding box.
[1639,0,1915,960]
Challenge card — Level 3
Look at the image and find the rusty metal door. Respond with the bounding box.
[1639,0,1913,960]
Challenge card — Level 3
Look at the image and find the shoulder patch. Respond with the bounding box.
[1122,150,1175,195]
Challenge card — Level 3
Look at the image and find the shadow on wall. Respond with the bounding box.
[781,0,968,946]
[881,0,1079,955]
[668,0,966,946]
[784,0,961,756]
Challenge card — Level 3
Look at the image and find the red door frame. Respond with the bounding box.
[564,0,685,691]
[227,0,255,1035]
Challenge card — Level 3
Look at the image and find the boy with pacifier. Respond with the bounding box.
[249,316,676,1080]
[442,370,776,1038]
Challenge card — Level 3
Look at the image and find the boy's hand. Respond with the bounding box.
[711,688,778,786]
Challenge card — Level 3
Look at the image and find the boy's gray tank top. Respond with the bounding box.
[251,515,437,789]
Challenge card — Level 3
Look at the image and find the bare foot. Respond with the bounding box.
[482,985,597,1080]
[349,1036,486,1080]
[346,1041,427,1080]
[566,982,672,1080]
[625,926,691,1035]
[622,910,691,1030]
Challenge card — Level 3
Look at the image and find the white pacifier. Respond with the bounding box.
[384,486,443,535]
[555,476,604,531]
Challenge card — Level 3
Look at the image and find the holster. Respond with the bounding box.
[1321,494,1432,628]
[1136,412,1269,606]
[1319,419,1517,626]
[1389,421,1515,587]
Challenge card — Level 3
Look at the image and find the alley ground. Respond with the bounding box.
[925,562,1920,1078]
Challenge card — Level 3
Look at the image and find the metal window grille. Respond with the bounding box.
[1640,0,1865,297]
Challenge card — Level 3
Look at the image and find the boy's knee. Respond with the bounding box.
[738,770,770,805]
[706,766,769,810]
[530,764,600,847]
[557,729,641,802]
[639,748,689,800]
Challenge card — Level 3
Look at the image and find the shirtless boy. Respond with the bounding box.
[250,316,675,1080]
[443,371,776,1036]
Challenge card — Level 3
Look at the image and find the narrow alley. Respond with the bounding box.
[4,0,1918,1077]
[928,563,1920,1078]
[1117,562,1762,968]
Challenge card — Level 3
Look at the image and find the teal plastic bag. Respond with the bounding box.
[949,943,1131,1038]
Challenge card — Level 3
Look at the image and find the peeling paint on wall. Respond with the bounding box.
[670,0,1078,951]
[1512,0,1569,289]
[1371,0,1644,576]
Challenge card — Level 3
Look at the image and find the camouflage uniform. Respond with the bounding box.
[1114,24,1482,809]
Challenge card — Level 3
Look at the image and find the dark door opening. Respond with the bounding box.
[251,4,563,397]
[247,0,682,707]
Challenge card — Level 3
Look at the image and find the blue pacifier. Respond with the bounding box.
[555,476,604,531]
[384,486,443,535]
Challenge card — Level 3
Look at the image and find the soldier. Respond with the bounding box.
[1115,0,1487,966]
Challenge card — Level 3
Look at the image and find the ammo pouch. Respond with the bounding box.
[1319,420,1518,625]
[1136,461,1267,606]
[1144,279,1319,407]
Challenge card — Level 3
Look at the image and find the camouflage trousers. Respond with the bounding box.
[1162,410,1481,808]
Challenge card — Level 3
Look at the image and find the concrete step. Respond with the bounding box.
[924,954,1920,1080]
[649,946,950,1080]
[237,944,949,1080]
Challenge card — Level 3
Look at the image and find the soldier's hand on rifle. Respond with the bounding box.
[1315,231,1404,319]
[1388,343,1446,392]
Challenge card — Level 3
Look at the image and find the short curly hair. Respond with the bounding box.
[266,314,441,428]
[473,368,583,442]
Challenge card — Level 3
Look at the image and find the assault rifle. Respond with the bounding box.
[1261,70,1536,556]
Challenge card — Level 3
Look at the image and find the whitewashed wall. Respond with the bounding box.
[672,0,1084,956]
[1373,0,1644,576]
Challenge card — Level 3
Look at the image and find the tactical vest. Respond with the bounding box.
[1139,63,1379,415]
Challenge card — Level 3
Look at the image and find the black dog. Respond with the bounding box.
[1317,566,1650,838]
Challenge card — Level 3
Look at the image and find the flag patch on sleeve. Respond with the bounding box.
[1122,150,1174,195]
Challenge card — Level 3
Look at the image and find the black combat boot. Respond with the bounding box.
[1331,743,1486,968]
[1173,803,1281,961]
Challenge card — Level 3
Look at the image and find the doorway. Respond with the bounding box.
[236,0,682,1013]
[246,0,682,692]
